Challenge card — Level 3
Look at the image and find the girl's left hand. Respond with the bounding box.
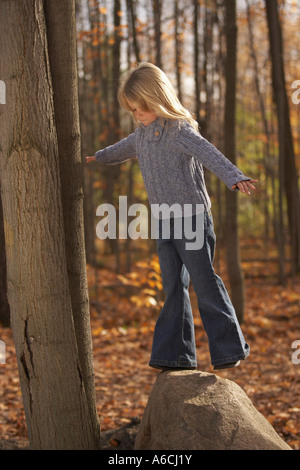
[232,179,258,195]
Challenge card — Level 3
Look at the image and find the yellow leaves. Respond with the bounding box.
[130,293,157,308]
[252,316,273,328]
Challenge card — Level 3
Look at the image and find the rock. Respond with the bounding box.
[134,370,292,450]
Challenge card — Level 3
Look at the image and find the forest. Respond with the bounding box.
[0,0,299,451]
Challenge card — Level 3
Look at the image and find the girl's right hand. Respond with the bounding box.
[86,156,96,163]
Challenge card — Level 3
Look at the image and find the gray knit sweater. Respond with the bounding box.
[95,118,249,215]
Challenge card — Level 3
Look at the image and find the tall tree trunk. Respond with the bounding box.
[174,0,183,102]
[246,0,285,284]
[112,0,122,273]
[44,0,100,445]
[224,0,245,323]
[194,0,201,127]
[0,0,99,449]
[265,0,300,275]
[153,0,162,67]
[127,0,141,63]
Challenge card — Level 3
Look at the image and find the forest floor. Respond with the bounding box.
[0,240,300,450]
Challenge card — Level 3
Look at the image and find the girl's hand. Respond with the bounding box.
[232,179,258,195]
[86,156,96,163]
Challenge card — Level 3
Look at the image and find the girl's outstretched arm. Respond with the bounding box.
[94,133,136,165]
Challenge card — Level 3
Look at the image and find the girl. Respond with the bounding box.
[86,62,257,371]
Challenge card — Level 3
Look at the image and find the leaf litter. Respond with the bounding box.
[0,252,299,449]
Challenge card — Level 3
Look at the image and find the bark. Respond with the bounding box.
[0,0,99,449]
[127,0,141,63]
[152,0,162,68]
[224,0,245,323]
[194,0,201,126]
[265,0,300,275]
[174,0,183,102]
[246,0,285,283]
[44,0,100,446]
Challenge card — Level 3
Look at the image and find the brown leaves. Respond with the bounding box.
[1,253,300,449]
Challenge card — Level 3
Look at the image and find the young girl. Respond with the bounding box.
[86,62,257,371]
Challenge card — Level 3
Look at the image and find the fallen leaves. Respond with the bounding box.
[0,250,299,449]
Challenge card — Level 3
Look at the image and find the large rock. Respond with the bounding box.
[134,370,291,450]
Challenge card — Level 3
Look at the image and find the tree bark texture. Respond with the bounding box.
[0,0,99,449]
[43,0,100,445]
[152,0,162,67]
[224,0,245,323]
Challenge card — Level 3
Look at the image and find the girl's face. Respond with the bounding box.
[127,101,157,126]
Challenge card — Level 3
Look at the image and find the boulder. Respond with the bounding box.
[134,370,291,450]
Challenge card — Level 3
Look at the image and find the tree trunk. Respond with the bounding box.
[152,0,162,68]
[246,0,285,284]
[127,0,141,63]
[0,0,99,449]
[44,0,100,445]
[174,0,183,102]
[265,0,300,275]
[224,0,245,323]
[193,0,201,127]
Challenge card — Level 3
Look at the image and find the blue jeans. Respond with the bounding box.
[149,212,250,368]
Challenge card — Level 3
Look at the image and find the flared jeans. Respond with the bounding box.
[149,212,250,368]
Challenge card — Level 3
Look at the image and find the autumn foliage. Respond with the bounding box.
[1,242,300,449]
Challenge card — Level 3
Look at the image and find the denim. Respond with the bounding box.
[149,212,250,368]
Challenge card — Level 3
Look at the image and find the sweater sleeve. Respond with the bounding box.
[95,132,137,165]
[177,124,250,190]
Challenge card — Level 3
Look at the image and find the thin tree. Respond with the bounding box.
[127,0,141,63]
[224,0,245,323]
[174,0,183,102]
[265,0,300,276]
[246,0,285,284]
[0,0,99,449]
[194,0,201,127]
[153,0,162,67]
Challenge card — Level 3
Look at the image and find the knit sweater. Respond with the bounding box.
[95,118,249,216]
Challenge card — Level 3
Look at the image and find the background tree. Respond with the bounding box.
[152,0,163,67]
[224,0,245,323]
[246,0,285,284]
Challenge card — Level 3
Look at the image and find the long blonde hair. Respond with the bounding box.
[118,62,199,131]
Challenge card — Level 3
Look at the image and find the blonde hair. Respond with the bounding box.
[118,62,199,131]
